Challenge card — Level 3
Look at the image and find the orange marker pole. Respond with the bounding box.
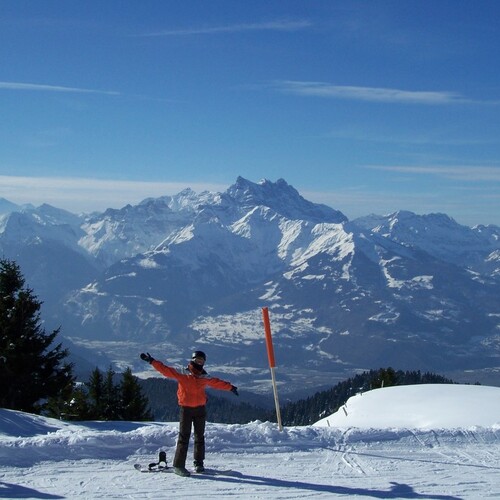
[262,307,283,431]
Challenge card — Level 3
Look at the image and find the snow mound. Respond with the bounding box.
[313,384,500,429]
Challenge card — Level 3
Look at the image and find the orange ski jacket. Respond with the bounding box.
[151,360,233,407]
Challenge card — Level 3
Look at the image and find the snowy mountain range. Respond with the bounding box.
[1,177,499,393]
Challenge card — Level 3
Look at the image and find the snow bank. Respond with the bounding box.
[313,384,500,429]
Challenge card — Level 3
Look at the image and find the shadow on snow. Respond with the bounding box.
[192,473,462,500]
[0,481,64,499]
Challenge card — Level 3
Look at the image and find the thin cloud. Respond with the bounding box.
[274,81,470,105]
[138,19,312,37]
[302,185,498,226]
[0,81,177,103]
[0,175,227,213]
[365,165,500,181]
[0,81,121,96]
[304,186,443,213]
[326,128,500,146]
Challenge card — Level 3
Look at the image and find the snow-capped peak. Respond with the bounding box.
[352,209,498,269]
[226,176,347,223]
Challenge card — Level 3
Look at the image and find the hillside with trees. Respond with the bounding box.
[59,366,153,421]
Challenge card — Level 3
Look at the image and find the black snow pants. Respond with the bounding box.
[173,405,206,468]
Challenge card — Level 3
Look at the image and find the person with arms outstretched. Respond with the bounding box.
[140,350,238,477]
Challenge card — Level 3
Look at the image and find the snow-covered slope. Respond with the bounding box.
[0,384,499,499]
[78,188,216,267]
[0,205,98,316]
[353,210,500,274]
[314,384,500,429]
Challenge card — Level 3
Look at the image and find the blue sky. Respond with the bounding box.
[1,1,499,226]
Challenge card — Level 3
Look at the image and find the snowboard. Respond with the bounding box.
[134,463,171,473]
[134,463,238,477]
[134,450,239,477]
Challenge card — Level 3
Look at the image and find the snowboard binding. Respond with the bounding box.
[148,451,168,471]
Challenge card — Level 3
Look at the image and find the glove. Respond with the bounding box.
[140,352,155,364]
[231,385,239,396]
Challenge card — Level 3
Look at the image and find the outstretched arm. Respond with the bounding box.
[140,353,182,380]
[206,377,238,395]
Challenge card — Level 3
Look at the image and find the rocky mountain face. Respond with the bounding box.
[1,178,499,394]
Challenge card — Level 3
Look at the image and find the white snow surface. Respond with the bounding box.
[313,384,500,429]
[1,384,499,499]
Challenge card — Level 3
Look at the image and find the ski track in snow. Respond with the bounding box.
[1,422,499,499]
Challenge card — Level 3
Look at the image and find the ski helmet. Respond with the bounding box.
[192,350,206,361]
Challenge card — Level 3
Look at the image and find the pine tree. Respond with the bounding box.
[119,367,152,421]
[44,379,78,419]
[0,259,74,413]
[66,384,91,420]
[86,367,105,419]
[102,366,120,420]
[372,367,397,389]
